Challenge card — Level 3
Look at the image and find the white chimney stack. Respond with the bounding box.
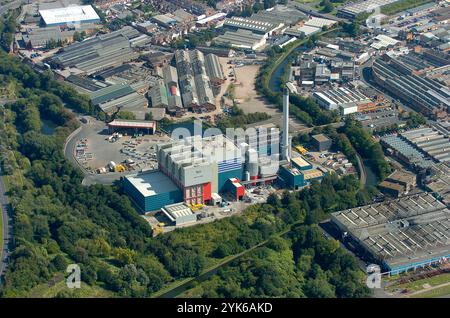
[282,88,290,161]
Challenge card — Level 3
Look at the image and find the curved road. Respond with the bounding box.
[0,166,11,280]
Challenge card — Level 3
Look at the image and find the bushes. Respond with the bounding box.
[341,118,391,181]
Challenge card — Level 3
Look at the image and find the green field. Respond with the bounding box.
[381,0,432,15]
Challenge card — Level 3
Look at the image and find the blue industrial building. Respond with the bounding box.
[217,158,243,192]
[279,156,324,189]
[331,192,450,276]
[123,171,183,213]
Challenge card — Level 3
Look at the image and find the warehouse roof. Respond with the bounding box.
[304,17,337,28]
[312,134,331,143]
[125,171,180,197]
[161,203,195,222]
[90,83,134,106]
[214,29,265,49]
[292,156,311,168]
[371,34,399,50]
[107,119,156,129]
[331,192,450,272]
[39,5,100,25]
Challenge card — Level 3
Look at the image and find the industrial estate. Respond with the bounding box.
[0,0,449,301]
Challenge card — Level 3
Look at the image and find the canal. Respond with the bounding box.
[363,160,379,187]
[268,45,307,93]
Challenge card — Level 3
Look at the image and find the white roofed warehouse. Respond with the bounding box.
[161,203,197,226]
[39,5,100,27]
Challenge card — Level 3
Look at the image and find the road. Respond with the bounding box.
[0,165,11,280]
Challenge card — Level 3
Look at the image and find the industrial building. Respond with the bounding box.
[174,49,216,112]
[285,25,320,38]
[157,134,242,204]
[149,65,183,113]
[161,203,197,226]
[337,0,402,19]
[22,24,96,49]
[381,134,435,170]
[107,119,156,135]
[372,56,450,119]
[303,17,337,29]
[251,5,305,26]
[223,16,282,37]
[370,34,400,50]
[213,30,266,51]
[313,87,373,115]
[378,169,417,198]
[48,26,142,75]
[123,171,183,212]
[39,5,100,26]
[400,127,450,163]
[312,134,332,152]
[88,82,148,113]
[279,155,324,190]
[424,162,450,206]
[151,14,178,28]
[331,192,450,275]
[205,53,225,85]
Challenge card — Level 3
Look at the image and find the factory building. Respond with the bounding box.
[222,16,282,37]
[161,203,197,226]
[279,156,324,189]
[157,134,242,205]
[285,25,320,38]
[312,134,332,152]
[48,26,142,75]
[123,171,183,212]
[400,127,450,163]
[174,49,216,112]
[107,119,156,135]
[372,56,450,119]
[39,5,100,26]
[381,135,435,170]
[331,192,450,275]
[151,14,178,28]
[213,30,266,51]
[378,169,417,198]
[225,178,245,201]
[313,87,373,115]
[149,65,184,114]
[424,162,450,206]
[337,0,401,19]
[205,53,225,85]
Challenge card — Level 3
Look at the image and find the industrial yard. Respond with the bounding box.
[65,117,170,182]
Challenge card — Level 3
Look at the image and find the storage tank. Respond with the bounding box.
[245,148,259,180]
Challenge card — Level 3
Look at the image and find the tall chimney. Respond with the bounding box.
[282,88,290,161]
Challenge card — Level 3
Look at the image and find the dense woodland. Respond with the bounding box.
[216,104,270,132]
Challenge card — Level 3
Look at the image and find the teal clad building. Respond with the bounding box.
[123,171,183,213]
